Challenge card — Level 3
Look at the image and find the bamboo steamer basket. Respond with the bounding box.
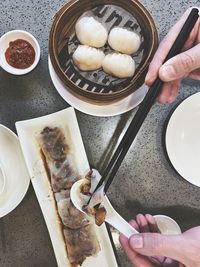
[49,0,158,104]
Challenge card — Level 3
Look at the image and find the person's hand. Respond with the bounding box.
[145,7,200,104]
[120,214,200,267]
[120,214,179,267]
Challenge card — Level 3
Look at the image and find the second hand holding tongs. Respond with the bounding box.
[88,8,199,207]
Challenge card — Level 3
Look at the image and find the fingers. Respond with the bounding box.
[145,214,160,233]
[145,8,200,105]
[129,219,140,232]
[189,68,200,80]
[134,214,161,233]
[129,232,184,263]
[121,216,183,266]
[145,8,200,89]
[119,234,154,267]
[159,44,200,82]
[136,214,150,232]
[182,18,200,51]
[145,7,199,86]
[119,219,155,267]
[157,79,181,104]
[138,215,167,266]
[163,257,179,266]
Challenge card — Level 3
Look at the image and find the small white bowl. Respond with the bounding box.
[0,30,40,75]
[154,215,181,235]
[0,163,6,195]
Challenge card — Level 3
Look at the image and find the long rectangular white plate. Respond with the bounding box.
[15,107,118,267]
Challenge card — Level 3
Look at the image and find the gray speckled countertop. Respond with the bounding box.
[0,1,200,267]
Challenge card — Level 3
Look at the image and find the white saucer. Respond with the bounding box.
[165,92,200,187]
[0,124,30,217]
[48,58,148,117]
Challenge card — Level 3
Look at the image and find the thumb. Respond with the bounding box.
[159,44,200,82]
[129,233,184,261]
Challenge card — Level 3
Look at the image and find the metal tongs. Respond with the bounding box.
[88,8,199,207]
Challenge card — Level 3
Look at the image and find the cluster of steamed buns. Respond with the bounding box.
[72,16,141,79]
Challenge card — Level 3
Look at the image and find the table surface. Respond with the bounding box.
[0,1,200,267]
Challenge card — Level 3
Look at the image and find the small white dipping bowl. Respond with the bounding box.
[0,30,40,75]
[154,215,181,235]
[0,163,6,196]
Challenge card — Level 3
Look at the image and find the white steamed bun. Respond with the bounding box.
[102,53,135,78]
[108,27,141,54]
[72,45,105,71]
[75,17,108,48]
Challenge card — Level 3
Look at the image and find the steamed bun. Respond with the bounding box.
[102,53,135,78]
[108,27,141,54]
[75,17,108,48]
[72,45,105,71]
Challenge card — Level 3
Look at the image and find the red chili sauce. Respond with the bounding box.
[5,39,35,69]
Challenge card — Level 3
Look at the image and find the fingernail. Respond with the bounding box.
[160,65,175,80]
[129,235,144,249]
